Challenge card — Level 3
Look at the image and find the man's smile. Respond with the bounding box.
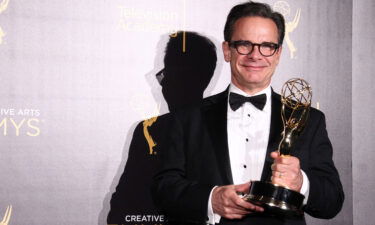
[241,64,266,71]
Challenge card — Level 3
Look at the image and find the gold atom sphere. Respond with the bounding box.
[281,78,312,110]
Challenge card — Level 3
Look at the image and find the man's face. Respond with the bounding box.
[222,16,282,94]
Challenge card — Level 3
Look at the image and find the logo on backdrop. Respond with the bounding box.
[273,1,301,59]
[128,92,161,155]
[143,116,158,155]
[0,205,12,225]
[0,0,9,46]
[118,0,186,34]
[0,108,41,137]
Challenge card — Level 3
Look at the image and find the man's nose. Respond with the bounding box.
[247,45,262,60]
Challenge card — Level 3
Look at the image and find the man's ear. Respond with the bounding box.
[222,41,231,62]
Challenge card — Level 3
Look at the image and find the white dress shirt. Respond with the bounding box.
[207,83,309,224]
[227,84,271,184]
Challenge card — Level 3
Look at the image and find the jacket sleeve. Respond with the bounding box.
[303,112,345,219]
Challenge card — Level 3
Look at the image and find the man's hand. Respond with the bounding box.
[270,151,303,192]
[212,182,264,219]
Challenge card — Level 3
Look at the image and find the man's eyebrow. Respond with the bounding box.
[232,40,251,43]
[233,40,278,45]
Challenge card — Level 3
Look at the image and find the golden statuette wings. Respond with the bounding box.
[0,0,10,45]
[0,205,12,225]
[0,0,9,14]
[285,8,301,59]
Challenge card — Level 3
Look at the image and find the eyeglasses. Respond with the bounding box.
[156,68,165,84]
[228,40,279,57]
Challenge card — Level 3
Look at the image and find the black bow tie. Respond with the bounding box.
[229,92,267,111]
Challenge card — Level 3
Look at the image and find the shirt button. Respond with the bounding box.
[247,114,250,117]
[243,165,247,168]
[246,138,249,142]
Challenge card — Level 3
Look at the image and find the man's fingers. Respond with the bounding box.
[271,163,289,172]
[271,176,288,187]
[221,202,264,220]
[270,151,279,159]
[234,195,264,212]
[224,213,246,220]
[225,190,263,213]
[212,184,265,219]
[271,151,299,165]
[224,207,263,219]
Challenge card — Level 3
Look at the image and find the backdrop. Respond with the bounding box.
[0,0,359,224]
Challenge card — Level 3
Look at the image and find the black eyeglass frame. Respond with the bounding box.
[228,40,280,57]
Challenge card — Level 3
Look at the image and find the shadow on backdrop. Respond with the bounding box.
[107,31,217,225]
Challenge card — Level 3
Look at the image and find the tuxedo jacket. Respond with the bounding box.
[152,89,344,225]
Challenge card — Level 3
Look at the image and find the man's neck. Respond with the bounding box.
[230,82,271,96]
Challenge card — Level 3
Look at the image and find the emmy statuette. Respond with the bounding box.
[243,78,312,217]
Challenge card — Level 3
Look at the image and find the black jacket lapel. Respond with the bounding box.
[260,91,284,181]
[203,88,233,185]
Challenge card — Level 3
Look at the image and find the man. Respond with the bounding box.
[107,31,217,225]
[152,1,344,225]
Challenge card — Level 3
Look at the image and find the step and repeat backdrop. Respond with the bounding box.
[0,0,352,224]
